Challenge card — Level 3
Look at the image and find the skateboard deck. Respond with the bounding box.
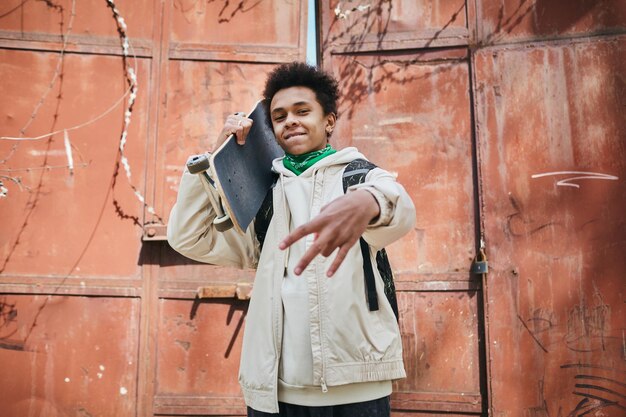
[209,99,284,234]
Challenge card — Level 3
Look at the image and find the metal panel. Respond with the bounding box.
[169,0,306,62]
[0,0,154,38]
[394,291,482,413]
[322,0,468,52]
[328,52,476,281]
[0,294,140,417]
[147,1,308,414]
[1,2,158,416]
[0,0,154,56]
[154,298,248,415]
[474,35,626,416]
[0,49,151,280]
[475,0,626,45]
[324,29,484,415]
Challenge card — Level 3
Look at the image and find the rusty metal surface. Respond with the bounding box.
[149,1,309,414]
[328,52,476,282]
[476,0,626,44]
[0,48,151,280]
[169,0,305,62]
[4,0,623,416]
[0,0,154,39]
[0,294,140,416]
[322,0,468,53]
[321,0,484,409]
[474,35,626,416]
[394,291,482,413]
[154,298,248,415]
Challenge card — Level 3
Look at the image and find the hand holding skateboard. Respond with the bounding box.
[187,100,284,235]
[217,112,253,147]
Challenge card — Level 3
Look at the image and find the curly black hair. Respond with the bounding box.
[262,62,339,126]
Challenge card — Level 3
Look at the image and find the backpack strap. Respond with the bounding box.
[343,159,399,320]
[254,181,275,249]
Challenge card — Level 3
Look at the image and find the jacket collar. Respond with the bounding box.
[272,147,366,177]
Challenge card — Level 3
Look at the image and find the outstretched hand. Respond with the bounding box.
[279,189,380,277]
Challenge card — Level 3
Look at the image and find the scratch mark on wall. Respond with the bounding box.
[518,314,549,353]
[565,302,609,353]
[531,171,618,188]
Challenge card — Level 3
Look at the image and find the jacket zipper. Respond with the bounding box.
[320,377,328,393]
[313,169,329,394]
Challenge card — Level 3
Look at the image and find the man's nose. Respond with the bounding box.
[285,112,298,126]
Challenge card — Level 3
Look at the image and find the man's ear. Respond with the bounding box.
[325,112,337,136]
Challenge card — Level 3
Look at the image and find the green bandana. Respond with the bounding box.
[283,144,337,176]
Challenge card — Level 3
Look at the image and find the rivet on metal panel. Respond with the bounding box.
[142,223,167,241]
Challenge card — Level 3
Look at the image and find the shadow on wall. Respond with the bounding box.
[323,1,467,120]
[483,0,621,45]
[534,0,605,33]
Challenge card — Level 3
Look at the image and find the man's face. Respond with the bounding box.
[269,86,336,155]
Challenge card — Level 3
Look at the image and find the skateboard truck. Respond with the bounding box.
[186,153,234,232]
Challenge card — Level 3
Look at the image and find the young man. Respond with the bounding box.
[167,62,416,416]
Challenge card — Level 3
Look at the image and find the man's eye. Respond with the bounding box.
[273,115,285,122]
[298,109,310,114]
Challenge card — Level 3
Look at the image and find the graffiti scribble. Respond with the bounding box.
[531,171,618,188]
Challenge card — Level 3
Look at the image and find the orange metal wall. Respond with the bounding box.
[1,0,625,416]
[319,1,484,414]
[473,1,626,416]
[0,0,306,416]
[318,0,625,416]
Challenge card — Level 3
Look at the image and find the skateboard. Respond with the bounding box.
[187,99,284,234]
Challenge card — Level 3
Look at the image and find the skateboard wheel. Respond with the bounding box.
[214,214,233,232]
[187,154,211,174]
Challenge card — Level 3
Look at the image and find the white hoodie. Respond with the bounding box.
[168,147,416,413]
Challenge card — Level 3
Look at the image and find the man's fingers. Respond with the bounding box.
[280,222,316,250]
[293,243,323,275]
[327,245,351,277]
[235,118,253,145]
[241,118,253,140]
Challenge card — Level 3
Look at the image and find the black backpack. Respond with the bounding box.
[254,159,399,321]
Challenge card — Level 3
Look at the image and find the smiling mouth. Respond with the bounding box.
[284,132,306,140]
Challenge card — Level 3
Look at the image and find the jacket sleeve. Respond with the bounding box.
[346,167,416,250]
[167,168,259,269]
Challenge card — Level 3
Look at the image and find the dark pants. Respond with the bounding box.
[247,396,390,417]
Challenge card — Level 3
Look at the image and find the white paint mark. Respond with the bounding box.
[97,372,103,379]
[63,130,74,174]
[99,365,105,371]
[378,116,414,126]
[531,171,618,188]
[64,377,70,383]
[28,150,68,157]
[120,387,128,395]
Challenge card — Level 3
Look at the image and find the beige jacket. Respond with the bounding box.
[167,147,416,413]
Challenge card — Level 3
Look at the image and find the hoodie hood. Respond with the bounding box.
[272,147,366,177]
